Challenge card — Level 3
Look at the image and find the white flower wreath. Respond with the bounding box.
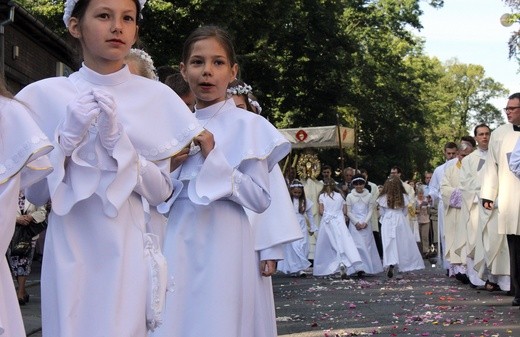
[63,0,147,27]
[227,84,253,96]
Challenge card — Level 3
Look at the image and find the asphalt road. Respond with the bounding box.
[20,260,520,337]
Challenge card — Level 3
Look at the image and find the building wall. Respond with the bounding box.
[2,6,76,94]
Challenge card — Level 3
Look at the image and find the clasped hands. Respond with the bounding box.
[59,89,120,155]
[355,222,368,230]
[16,214,33,226]
[170,130,215,172]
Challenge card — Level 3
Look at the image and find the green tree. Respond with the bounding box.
[15,0,507,183]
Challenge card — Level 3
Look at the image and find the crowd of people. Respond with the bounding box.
[279,110,520,310]
[2,1,520,337]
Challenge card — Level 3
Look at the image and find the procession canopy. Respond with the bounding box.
[279,126,355,149]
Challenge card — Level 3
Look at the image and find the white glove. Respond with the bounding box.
[59,92,99,156]
[93,89,121,154]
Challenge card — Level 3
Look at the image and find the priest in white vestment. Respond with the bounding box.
[441,138,474,281]
[429,142,458,270]
[481,93,520,306]
[460,125,491,287]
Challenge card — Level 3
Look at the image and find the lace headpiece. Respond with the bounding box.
[127,48,157,80]
[289,180,304,189]
[63,0,147,27]
[227,83,252,96]
[248,97,262,114]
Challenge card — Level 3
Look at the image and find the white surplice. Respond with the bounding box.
[441,160,467,266]
[460,149,487,285]
[16,64,202,337]
[0,96,52,337]
[154,99,291,337]
[481,124,520,235]
[429,159,456,269]
[302,177,323,259]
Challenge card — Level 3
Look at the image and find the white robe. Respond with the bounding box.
[313,192,364,276]
[0,96,52,337]
[302,178,323,259]
[481,124,520,235]
[154,99,291,337]
[367,181,380,232]
[346,189,384,275]
[429,159,456,269]
[377,194,425,272]
[460,150,486,258]
[460,149,487,285]
[16,64,202,337]
[441,160,467,265]
[247,165,302,337]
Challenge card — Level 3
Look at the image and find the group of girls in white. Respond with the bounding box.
[280,174,424,280]
[1,0,299,337]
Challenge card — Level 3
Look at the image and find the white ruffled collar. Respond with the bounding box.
[78,63,132,86]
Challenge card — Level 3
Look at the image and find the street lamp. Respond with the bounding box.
[501,13,516,27]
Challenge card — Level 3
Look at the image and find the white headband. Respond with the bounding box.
[63,0,147,27]
[289,181,304,188]
[351,177,365,184]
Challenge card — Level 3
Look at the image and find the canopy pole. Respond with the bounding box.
[336,113,345,173]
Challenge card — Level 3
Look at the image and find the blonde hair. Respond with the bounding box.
[380,176,406,209]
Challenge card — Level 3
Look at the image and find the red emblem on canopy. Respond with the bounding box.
[295,130,308,142]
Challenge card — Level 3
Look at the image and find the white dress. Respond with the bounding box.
[346,189,384,275]
[277,197,317,274]
[154,99,291,337]
[313,192,364,276]
[16,64,202,337]
[377,194,425,272]
[0,96,52,337]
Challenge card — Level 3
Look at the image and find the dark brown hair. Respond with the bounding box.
[181,25,237,66]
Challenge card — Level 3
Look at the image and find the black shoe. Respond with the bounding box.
[387,266,394,278]
[512,298,520,306]
[357,271,366,278]
[18,297,26,306]
[455,273,470,284]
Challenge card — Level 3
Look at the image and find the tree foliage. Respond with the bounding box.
[14,0,507,183]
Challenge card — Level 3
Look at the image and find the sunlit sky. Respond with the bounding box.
[416,0,519,109]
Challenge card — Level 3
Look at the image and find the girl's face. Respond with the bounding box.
[232,94,248,111]
[290,188,303,198]
[354,182,365,193]
[181,37,238,109]
[69,0,138,74]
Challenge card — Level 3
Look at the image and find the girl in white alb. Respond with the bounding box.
[153,26,291,337]
[0,84,53,337]
[15,1,202,336]
[377,177,424,278]
[278,180,317,276]
[346,175,384,275]
[313,179,365,278]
